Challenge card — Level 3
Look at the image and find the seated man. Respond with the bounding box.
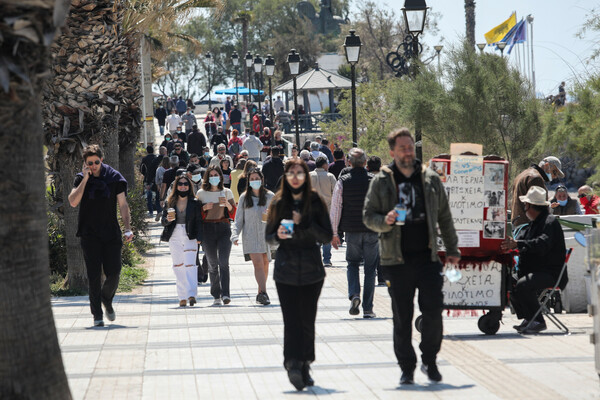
[550,185,582,215]
[578,185,600,214]
[501,186,566,334]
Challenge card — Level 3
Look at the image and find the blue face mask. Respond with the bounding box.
[249,180,262,190]
[192,174,202,183]
[558,199,568,206]
[204,152,210,157]
[546,173,552,181]
[209,176,220,186]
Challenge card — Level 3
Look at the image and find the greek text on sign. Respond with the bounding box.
[442,262,502,307]
[446,156,485,230]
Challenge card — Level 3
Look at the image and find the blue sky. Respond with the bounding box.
[365,0,598,96]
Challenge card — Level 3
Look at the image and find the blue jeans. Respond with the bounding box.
[145,185,162,214]
[159,125,165,135]
[346,231,379,312]
[321,243,331,264]
[231,123,241,133]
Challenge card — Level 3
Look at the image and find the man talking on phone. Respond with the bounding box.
[68,144,134,327]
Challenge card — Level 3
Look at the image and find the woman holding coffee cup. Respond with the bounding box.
[231,169,275,305]
[265,159,333,391]
[196,165,236,306]
[160,175,203,307]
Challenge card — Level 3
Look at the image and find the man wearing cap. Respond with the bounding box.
[209,144,234,168]
[510,156,565,228]
[550,185,582,216]
[501,186,567,334]
[577,185,600,214]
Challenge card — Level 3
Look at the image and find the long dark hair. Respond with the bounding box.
[269,159,314,224]
[166,175,195,208]
[240,159,257,179]
[201,165,224,191]
[243,169,268,209]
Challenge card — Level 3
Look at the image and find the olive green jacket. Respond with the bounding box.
[362,164,460,265]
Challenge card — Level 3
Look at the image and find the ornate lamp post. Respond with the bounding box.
[287,49,301,146]
[433,44,443,81]
[205,52,212,109]
[253,54,263,133]
[265,54,275,123]
[245,51,253,110]
[231,51,239,103]
[344,30,362,146]
[497,41,507,57]
[477,43,486,54]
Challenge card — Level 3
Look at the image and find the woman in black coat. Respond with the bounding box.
[161,175,203,307]
[265,158,333,391]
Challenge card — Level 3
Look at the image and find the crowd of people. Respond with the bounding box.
[72,96,597,390]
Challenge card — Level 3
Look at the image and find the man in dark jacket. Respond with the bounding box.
[187,125,207,156]
[140,145,158,217]
[502,186,566,334]
[154,103,168,135]
[330,148,378,319]
[262,147,284,191]
[328,149,346,179]
[363,128,459,385]
[176,96,187,115]
[550,185,582,215]
[229,103,242,133]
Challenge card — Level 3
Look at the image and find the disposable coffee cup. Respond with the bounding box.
[167,208,176,219]
[262,209,269,223]
[281,219,294,238]
[445,267,462,283]
[219,192,226,207]
[395,204,406,226]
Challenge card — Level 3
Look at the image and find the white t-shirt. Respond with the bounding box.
[167,114,182,131]
[197,188,235,219]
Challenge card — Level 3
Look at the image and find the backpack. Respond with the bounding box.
[229,141,241,156]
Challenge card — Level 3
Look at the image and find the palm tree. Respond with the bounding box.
[0,0,72,398]
[465,0,476,48]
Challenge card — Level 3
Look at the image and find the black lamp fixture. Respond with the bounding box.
[205,52,213,109]
[231,52,239,103]
[265,54,275,123]
[253,55,263,132]
[287,49,301,146]
[386,0,428,78]
[344,30,362,146]
[402,0,428,35]
[496,41,507,57]
[245,51,253,106]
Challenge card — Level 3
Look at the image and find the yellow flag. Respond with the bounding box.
[484,12,517,44]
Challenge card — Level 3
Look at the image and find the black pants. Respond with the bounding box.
[81,235,123,319]
[276,280,324,364]
[202,222,232,299]
[382,261,443,369]
[512,272,556,323]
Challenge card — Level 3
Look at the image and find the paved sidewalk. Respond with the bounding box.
[51,220,599,400]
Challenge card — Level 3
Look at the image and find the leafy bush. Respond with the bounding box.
[48,210,67,277]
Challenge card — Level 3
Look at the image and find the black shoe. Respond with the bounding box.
[285,360,306,391]
[93,319,104,327]
[201,274,208,283]
[349,296,361,316]
[521,321,547,334]
[513,319,529,332]
[103,302,115,321]
[400,369,415,385]
[421,363,442,383]
[302,362,314,386]
[263,292,271,305]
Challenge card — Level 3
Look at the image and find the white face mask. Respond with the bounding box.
[192,174,202,183]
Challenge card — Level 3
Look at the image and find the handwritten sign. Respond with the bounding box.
[442,262,503,307]
[446,156,485,230]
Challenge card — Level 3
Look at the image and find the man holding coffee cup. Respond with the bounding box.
[68,144,134,327]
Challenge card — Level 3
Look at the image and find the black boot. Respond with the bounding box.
[302,361,314,386]
[284,359,306,391]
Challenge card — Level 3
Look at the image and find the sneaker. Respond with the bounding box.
[200,274,208,283]
[154,214,161,222]
[323,262,332,267]
[179,299,187,307]
[222,296,231,305]
[421,363,442,383]
[363,311,376,319]
[93,319,104,327]
[212,298,222,306]
[349,296,361,316]
[188,297,196,306]
[103,303,116,321]
[400,368,415,385]
[521,321,547,334]
[256,292,271,306]
[263,292,271,305]
[513,319,529,331]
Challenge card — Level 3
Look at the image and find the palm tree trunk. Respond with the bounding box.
[119,141,137,189]
[0,0,72,398]
[465,0,476,48]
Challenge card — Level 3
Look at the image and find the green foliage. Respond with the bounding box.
[535,75,600,182]
[47,209,67,277]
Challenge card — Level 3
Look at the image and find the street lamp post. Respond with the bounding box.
[245,51,253,112]
[497,41,507,57]
[231,52,239,104]
[265,54,275,124]
[402,0,428,161]
[205,52,212,109]
[254,54,263,134]
[476,43,486,54]
[343,30,362,146]
[433,44,442,83]
[287,49,301,146]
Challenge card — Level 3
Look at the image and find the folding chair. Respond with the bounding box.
[522,248,573,334]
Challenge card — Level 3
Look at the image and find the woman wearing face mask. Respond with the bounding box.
[231,169,274,305]
[160,133,173,152]
[160,175,203,307]
[220,159,232,188]
[265,159,333,391]
[197,165,236,305]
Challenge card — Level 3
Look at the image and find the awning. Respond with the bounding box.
[215,87,264,95]
[275,65,353,91]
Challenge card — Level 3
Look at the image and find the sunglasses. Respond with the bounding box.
[177,181,190,187]
[87,160,101,166]
[285,172,306,179]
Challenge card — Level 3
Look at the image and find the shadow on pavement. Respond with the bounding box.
[283,386,345,395]
[392,383,476,391]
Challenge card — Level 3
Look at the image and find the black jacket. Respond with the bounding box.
[266,192,333,286]
[160,198,203,242]
[140,154,157,184]
[516,210,567,284]
[261,156,284,191]
[187,130,207,156]
[339,167,374,233]
[154,107,167,125]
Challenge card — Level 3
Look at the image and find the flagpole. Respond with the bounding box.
[527,14,536,96]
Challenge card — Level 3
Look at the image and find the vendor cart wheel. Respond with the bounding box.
[478,313,500,335]
[415,315,423,333]
[553,295,563,314]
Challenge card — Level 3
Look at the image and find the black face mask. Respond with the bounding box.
[177,190,189,197]
[290,185,304,195]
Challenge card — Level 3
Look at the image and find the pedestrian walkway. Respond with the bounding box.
[51,220,598,399]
